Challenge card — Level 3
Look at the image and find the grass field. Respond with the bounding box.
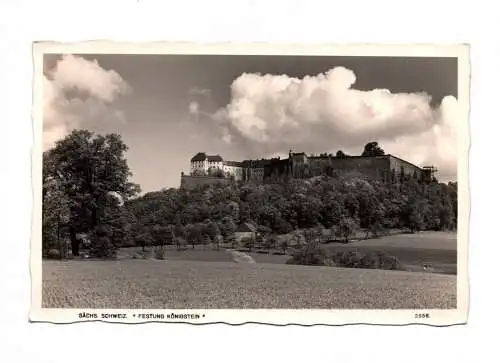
[340,231,457,250]
[116,231,457,273]
[118,245,235,262]
[42,259,456,309]
[322,232,457,274]
[234,232,457,274]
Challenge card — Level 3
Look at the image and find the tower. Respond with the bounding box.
[422,166,438,182]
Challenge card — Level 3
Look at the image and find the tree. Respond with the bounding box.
[43,130,140,257]
[213,234,224,250]
[336,150,348,158]
[42,168,71,257]
[151,225,170,247]
[89,224,115,258]
[290,229,306,248]
[134,231,152,252]
[263,234,278,254]
[361,141,385,157]
[225,232,237,249]
[186,223,203,249]
[241,236,255,252]
[219,216,237,240]
[174,224,186,250]
[402,198,425,233]
[273,217,293,234]
[201,235,211,250]
[286,234,328,266]
[205,221,221,250]
[357,190,385,239]
[279,239,289,255]
[337,217,358,243]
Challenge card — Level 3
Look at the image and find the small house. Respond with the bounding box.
[235,222,258,243]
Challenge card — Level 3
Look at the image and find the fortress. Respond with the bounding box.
[181,150,437,189]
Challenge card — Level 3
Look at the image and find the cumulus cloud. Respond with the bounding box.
[213,67,459,181]
[43,54,130,151]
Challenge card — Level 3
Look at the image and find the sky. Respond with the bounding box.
[43,53,458,193]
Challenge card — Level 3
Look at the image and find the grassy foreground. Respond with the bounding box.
[43,259,456,309]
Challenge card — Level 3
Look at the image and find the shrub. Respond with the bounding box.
[323,258,336,267]
[89,225,117,259]
[379,254,403,270]
[46,249,61,259]
[361,251,384,269]
[286,244,328,266]
[154,246,167,260]
[333,250,404,270]
[333,250,363,268]
[359,250,403,270]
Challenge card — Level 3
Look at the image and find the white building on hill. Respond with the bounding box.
[190,152,243,180]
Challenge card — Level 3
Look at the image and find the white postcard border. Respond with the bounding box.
[30,41,470,326]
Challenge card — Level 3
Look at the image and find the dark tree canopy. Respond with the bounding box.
[336,150,349,158]
[42,129,140,257]
[361,141,385,157]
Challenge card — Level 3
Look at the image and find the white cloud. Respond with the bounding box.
[188,101,199,114]
[188,87,211,96]
[214,67,459,181]
[43,54,130,151]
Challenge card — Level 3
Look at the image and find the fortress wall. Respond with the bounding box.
[309,156,391,181]
[389,156,424,180]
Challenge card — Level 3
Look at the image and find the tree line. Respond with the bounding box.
[42,130,457,259]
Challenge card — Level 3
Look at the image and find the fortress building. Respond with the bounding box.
[190,152,244,180]
[181,150,437,188]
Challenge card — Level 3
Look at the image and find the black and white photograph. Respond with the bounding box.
[30,42,469,325]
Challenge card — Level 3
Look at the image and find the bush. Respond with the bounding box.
[333,250,404,270]
[154,246,167,260]
[333,250,363,268]
[89,225,117,259]
[46,249,61,259]
[379,254,403,270]
[323,258,336,267]
[361,251,384,269]
[286,244,328,266]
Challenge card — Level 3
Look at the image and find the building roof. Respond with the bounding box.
[224,161,242,167]
[236,222,258,233]
[191,152,207,162]
[207,155,223,162]
[241,160,253,168]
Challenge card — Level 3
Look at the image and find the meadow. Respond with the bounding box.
[42,231,457,309]
[322,231,457,274]
[235,231,456,273]
[42,259,456,309]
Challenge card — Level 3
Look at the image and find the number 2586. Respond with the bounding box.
[415,313,430,318]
